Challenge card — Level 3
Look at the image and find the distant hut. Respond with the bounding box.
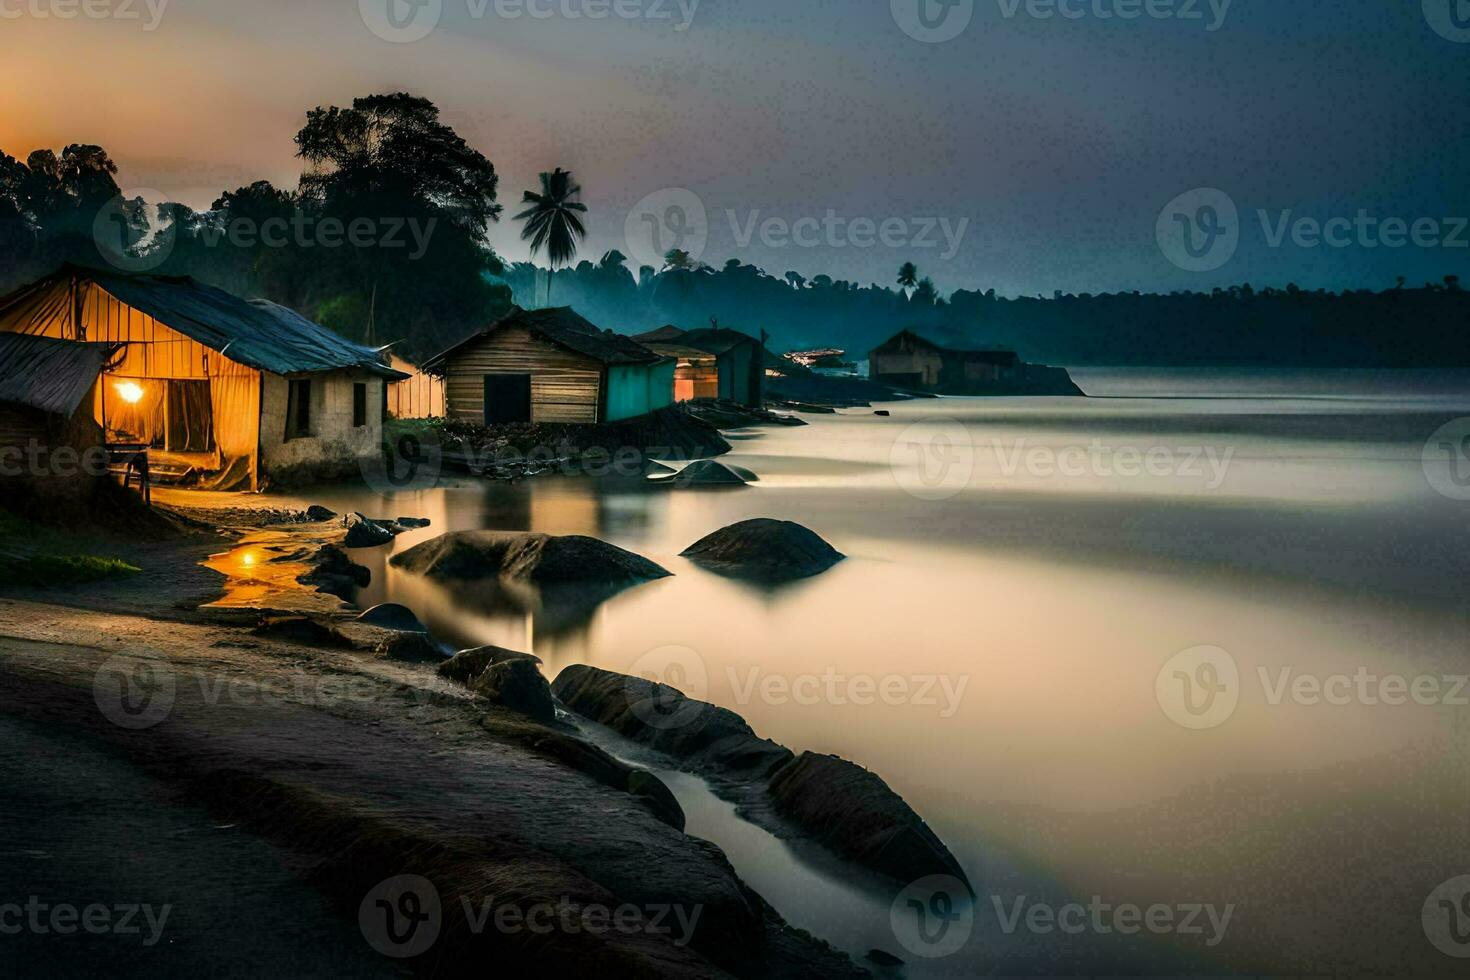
[422,307,674,425]
[635,327,720,402]
[867,329,948,389]
[633,324,764,408]
[0,333,119,502]
[385,353,446,419]
[869,329,1039,394]
[0,265,408,489]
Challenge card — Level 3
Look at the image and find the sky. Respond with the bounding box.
[1,0,1467,297]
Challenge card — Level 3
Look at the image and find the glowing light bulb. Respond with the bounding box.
[114,381,145,404]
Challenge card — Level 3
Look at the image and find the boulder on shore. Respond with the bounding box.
[767,752,972,893]
[390,531,671,587]
[354,602,428,632]
[680,519,844,583]
[438,645,543,686]
[553,665,793,780]
[554,665,971,893]
[474,658,556,723]
[374,631,443,663]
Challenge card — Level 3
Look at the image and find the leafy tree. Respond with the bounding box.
[897,261,918,296]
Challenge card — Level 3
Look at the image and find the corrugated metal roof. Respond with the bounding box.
[0,333,119,417]
[424,306,664,371]
[0,265,406,379]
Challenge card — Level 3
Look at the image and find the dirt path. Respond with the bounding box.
[0,598,864,978]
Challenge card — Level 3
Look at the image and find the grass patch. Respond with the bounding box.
[0,555,141,588]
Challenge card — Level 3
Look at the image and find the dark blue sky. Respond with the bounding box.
[3,0,1466,296]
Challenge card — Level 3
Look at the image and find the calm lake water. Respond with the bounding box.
[301,369,1470,975]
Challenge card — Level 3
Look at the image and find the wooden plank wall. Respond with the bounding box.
[388,356,446,418]
[443,326,602,424]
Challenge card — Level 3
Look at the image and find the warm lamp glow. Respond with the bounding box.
[114,381,145,404]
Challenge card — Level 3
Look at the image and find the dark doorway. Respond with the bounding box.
[484,374,532,425]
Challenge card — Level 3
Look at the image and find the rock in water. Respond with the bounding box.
[354,602,428,632]
[680,519,844,583]
[304,504,336,522]
[438,645,543,686]
[473,658,556,723]
[873,410,891,417]
[396,516,431,528]
[342,514,396,549]
[767,752,972,893]
[649,459,755,487]
[296,545,369,601]
[390,531,671,586]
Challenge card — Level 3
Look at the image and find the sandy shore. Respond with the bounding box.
[0,500,867,977]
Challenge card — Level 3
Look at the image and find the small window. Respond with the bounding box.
[286,378,312,440]
[353,382,368,428]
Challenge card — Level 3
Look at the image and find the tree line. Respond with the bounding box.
[2,92,1466,367]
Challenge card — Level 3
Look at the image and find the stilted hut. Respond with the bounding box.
[423,307,674,425]
[0,265,407,489]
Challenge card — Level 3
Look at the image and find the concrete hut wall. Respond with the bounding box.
[717,345,760,406]
[259,371,386,482]
[604,360,675,422]
[442,325,602,424]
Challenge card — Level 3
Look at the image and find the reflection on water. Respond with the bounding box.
[297,380,1470,975]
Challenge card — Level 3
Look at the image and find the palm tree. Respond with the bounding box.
[514,168,587,307]
[897,262,919,296]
